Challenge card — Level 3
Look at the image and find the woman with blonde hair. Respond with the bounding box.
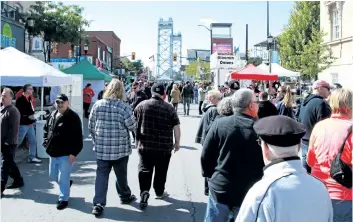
[307,88,352,222]
[88,77,137,216]
[276,85,295,118]
[170,84,181,112]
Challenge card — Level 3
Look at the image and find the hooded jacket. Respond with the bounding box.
[195,104,218,144]
[258,100,278,119]
[298,94,331,145]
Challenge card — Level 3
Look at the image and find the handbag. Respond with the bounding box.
[330,126,352,189]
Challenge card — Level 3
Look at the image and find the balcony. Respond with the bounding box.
[1,2,24,23]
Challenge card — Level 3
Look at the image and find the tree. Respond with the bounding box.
[185,61,211,80]
[27,1,89,62]
[278,1,334,80]
[247,57,263,66]
[128,60,144,76]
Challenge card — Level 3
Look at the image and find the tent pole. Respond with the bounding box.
[41,87,44,113]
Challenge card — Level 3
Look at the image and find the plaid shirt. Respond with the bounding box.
[134,96,180,152]
[88,99,136,160]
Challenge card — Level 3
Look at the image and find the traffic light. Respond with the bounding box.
[132,52,136,60]
[247,49,251,58]
[53,43,58,54]
[68,49,72,58]
[173,53,177,62]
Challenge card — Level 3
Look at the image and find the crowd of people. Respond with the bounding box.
[1,77,352,222]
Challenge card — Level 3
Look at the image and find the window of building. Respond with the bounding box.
[103,50,106,62]
[97,47,101,60]
[331,73,338,84]
[331,8,340,40]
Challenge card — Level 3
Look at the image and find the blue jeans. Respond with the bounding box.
[301,142,311,173]
[18,125,37,159]
[93,156,132,206]
[204,196,239,222]
[332,200,352,222]
[183,97,191,114]
[49,156,73,201]
[194,92,198,104]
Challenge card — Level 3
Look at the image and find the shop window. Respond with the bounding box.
[331,73,338,84]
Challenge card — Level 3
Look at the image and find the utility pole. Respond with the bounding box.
[267,1,270,49]
[245,24,249,61]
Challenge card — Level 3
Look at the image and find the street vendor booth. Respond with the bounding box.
[63,59,112,104]
[210,52,246,88]
[0,47,83,159]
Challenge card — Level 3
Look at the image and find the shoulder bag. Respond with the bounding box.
[330,126,352,189]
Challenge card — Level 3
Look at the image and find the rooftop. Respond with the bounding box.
[211,23,232,28]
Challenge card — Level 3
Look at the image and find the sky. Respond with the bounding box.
[68,1,294,66]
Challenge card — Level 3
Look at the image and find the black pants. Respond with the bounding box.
[83,102,90,118]
[131,131,136,141]
[204,177,209,196]
[172,103,178,112]
[168,95,172,103]
[1,144,23,193]
[198,101,204,115]
[138,149,171,196]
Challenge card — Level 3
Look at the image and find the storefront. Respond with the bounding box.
[0,17,25,52]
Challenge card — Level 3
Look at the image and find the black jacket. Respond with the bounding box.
[258,100,278,119]
[15,95,35,125]
[181,85,194,98]
[276,102,295,119]
[166,82,174,96]
[195,104,218,144]
[98,90,104,100]
[298,94,331,145]
[130,91,148,111]
[142,86,152,99]
[43,108,83,157]
[201,112,264,208]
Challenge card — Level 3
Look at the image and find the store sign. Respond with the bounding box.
[211,53,237,69]
[1,23,16,48]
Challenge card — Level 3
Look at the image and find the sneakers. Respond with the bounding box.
[120,194,136,205]
[56,201,68,210]
[140,191,150,209]
[28,158,42,163]
[92,204,104,216]
[155,191,169,200]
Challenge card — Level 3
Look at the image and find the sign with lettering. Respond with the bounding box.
[1,23,16,48]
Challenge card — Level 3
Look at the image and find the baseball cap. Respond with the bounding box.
[313,80,330,89]
[151,83,165,96]
[229,80,240,90]
[56,94,68,102]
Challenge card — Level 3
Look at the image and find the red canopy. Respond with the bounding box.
[230,64,278,81]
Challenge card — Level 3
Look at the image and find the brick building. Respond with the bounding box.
[84,31,121,68]
[51,36,113,72]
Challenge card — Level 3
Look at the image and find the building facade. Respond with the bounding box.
[1,1,26,52]
[51,36,112,72]
[84,31,121,68]
[319,1,353,88]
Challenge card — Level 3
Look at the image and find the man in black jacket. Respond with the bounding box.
[181,81,194,115]
[141,82,152,99]
[43,94,83,210]
[297,80,331,173]
[97,82,108,100]
[257,91,278,119]
[16,84,41,163]
[201,88,264,221]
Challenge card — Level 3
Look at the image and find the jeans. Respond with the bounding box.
[194,92,198,104]
[1,144,23,193]
[138,149,171,196]
[183,97,191,115]
[199,101,204,115]
[18,125,36,159]
[49,156,73,201]
[83,102,90,118]
[301,142,311,173]
[204,196,239,222]
[332,199,352,222]
[93,156,132,206]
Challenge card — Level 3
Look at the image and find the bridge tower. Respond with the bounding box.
[172,32,182,78]
[157,18,174,78]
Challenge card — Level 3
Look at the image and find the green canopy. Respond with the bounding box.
[63,59,112,81]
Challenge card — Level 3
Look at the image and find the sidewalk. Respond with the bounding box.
[14,146,28,164]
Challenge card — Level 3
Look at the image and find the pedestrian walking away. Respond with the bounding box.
[236,115,333,222]
[43,94,83,210]
[88,78,137,217]
[134,83,181,209]
[1,88,23,197]
[83,83,95,118]
[181,81,194,115]
[170,84,181,112]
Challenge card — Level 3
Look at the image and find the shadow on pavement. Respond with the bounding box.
[99,196,207,222]
[187,115,202,119]
[180,146,198,151]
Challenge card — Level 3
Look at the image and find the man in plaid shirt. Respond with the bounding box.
[134,83,181,209]
[88,78,137,217]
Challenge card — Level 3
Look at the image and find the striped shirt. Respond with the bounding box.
[88,99,136,160]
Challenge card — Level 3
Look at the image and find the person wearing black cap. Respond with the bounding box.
[134,83,181,209]
[223,80,239,98]
[235,115,333,222]
[43,94,83,210]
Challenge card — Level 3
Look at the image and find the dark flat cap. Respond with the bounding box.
[253,115,306,147]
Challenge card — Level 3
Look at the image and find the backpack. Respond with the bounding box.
[330,126,352,189]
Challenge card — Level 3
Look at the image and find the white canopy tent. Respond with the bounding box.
[0,47,72,87]
[257,63,300,77]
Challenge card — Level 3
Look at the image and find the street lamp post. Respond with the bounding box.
[26,17,35,55]
[198,24,212,55]
[267,35,274,73]
[84,44,88,58]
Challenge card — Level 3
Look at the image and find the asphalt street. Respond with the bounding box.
[1,103,209,222]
